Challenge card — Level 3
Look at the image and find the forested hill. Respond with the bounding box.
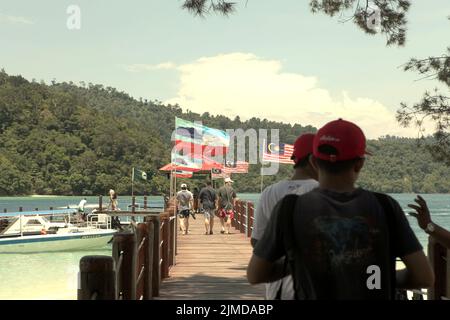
[0,70,449,196]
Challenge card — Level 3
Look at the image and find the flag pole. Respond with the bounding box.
[131,167,135,198]
[260,139,265,194]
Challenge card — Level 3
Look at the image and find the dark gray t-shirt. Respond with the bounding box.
[218,186,236,210]
[199,186,217,210]
[254,188,422,300]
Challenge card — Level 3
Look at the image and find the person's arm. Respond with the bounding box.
[247,200,285,284]
[408,195,450,249]
[198,190,204,205]
[388,196,434,289]
[397,250,434,289]
[247,255,286,284]
[217,189,222,209]
[189,193,194,210]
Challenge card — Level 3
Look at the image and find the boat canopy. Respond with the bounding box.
[0,208,77,217]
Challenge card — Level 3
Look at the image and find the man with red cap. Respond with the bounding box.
[251,133,318,299]
[248,119,434,299]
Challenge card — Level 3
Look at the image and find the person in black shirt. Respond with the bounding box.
[247,119,434,299]
[199,181,217,235]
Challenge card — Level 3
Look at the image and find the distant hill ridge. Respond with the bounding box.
[0,70,448,195]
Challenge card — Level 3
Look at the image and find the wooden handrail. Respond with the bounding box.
[78,196,176,300]
[232,200,254,238]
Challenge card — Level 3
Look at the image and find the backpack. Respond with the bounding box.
[279,192,397,300]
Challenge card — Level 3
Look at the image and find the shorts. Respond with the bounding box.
[178,209,190,218]
[217,209,234,220]
[203,209,215,219]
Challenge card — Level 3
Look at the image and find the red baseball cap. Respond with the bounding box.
[291,133,315,164]
[313,119,370,162]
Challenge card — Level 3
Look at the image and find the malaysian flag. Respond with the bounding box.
[262,142,295,164]
[211,168,230,180]
[222,160,249,174]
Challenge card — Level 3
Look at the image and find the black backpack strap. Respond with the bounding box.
[278,194,316,300]
[372,192,397,300]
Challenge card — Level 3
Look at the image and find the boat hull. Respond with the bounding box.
[0,230,116,253]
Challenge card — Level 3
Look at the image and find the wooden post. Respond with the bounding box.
[144,218,155,299]
[245,202,250,237]
[3,209,6,213]
[78,256,115,300]
[152,217,161,297]
[169,216,175,267]
[161,217,170,279]
[248,202,254,238]
[240,201,245,234]
[144,196,148,209]
[112,232,137,300]
[99,195,103,211]
[235,201,241,231]
[136,223,147,300]
[428,237,448,300]
[19,207,23,212]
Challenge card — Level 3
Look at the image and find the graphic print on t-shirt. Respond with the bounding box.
[310,215,376,268]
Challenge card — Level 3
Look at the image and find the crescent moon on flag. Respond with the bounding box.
[268,143,280,153]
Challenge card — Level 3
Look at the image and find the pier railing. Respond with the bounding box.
[231,200,254,238]
[78,196,177,300]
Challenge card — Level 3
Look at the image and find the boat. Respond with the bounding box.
[0,211,117,253]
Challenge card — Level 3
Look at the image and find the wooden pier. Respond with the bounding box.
[157,207,264,300]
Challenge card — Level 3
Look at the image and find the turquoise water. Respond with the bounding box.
[0,195,163,300]
[0,195,164,213]
[0,194,449,299]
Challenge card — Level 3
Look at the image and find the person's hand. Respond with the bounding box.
[407,195,432,230]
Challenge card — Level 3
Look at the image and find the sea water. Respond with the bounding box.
[0,194,448,300]
[0,195,163,300]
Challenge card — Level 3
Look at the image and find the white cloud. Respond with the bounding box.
[164,53,431,139]
[124,62,176,73]
[0,13,34,25]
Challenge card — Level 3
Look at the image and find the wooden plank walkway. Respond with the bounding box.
[158,214,265,300]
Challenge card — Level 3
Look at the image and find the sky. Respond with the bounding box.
[0,0,449,138]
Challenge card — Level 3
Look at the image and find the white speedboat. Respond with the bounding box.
[0,213,116,253]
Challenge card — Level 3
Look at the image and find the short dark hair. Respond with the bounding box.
[293,154,311,169]
[315,145,362,174]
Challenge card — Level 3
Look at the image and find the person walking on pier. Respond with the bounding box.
[177,183,194,235]
[251,133,318,300]
[108,189,118,211]
[199,180,217,235]
[78,197,88,221]
[247,119,434,299]
[217,177,236,234]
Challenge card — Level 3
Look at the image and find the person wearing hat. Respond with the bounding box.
[248,119,434,299]
[176,183,194,235]
[251,133,318,300]
[217,177,237,234]
[108,189,118,211]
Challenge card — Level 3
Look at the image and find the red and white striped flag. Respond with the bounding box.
[262,142,295,164]
[222,161,249,174]
[211,168,230,180]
